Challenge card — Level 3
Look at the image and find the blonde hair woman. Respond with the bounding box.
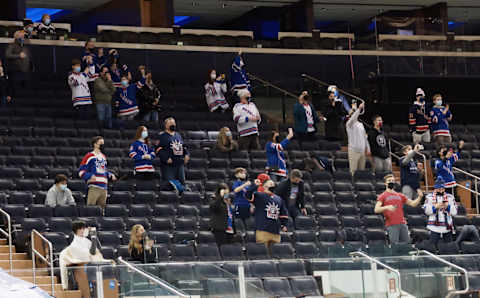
[128,224,155,263]
[216,127,238,153]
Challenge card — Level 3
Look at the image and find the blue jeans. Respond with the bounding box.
[143,111,159,122]
[161,164,185,185]
[96,103,112,129]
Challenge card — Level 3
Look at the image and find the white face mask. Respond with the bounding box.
[59,184,67,191]
[83,229,89,237]
[436,99,442,106]
[210,73,217,80]
[141,130,148,139]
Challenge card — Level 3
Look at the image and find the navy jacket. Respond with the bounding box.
[293,102,319,134]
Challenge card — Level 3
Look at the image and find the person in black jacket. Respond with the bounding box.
[137,70,161,122]
[128,224,155,263]
[274,169,306,226]
[324,91,347,142]
[367,115,391,173]
[210,183,236,247]
[0,59,12,107]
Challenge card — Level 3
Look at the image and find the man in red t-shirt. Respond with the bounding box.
[375,174,423,244]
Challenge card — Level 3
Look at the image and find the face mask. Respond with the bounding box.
[121,80,128,87]
[387,182,395,190]
[74,66,81,73]
[210,73,216,80]
[437,191,445,196]
[59,184,67,191]
[435,99,442,106]
[419,96,425,103]
[83,229,89,237]
[334,90,339,97]
[141,131,148,139]
[223,192,230,199]
[169,125,176,131]
[378,121,383,128]
[98,144,104,151]
[274,136,281,143]
[225,131,232,137]
[44,19,51,25]
[27,27,33,33]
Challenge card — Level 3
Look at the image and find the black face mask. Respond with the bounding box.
[437,192,445,196]
[387,182,395,190]
[98,144,104,151]
[275,136,281,143]
[169,125,176,131]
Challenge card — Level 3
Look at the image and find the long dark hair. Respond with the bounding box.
[215,183,229,200]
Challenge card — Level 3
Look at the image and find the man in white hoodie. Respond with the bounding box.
[346,101,370,176]
[233,89,261,151]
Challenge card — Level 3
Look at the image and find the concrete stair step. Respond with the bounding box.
[0,245,15,253]
[18,275,59,284]
[0,260,33,270]
[0,239,7,245]
[0,253,28,260]
[47,290,82,298]
[12,269,49,277]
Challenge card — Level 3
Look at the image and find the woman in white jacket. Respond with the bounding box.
[205,69,229,112]
[423,177,457,246]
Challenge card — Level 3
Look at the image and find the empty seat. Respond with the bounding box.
[54,205,78,217]
[270,243,295,259]
[43,232,69,253]
[251,261,278,277]
[263,277,293,297]
[246,243,269,260]
[150,218,173,231]
[206,278,236,296]
[295,242,319,259]
[171,243,196,261]
[23,218,47,232]
[220,243,245,260]
[49,217,73,233]
[290,276,321,297]
[77,205,102,217]
[196,243,221,261]
[194,263,225,279]
[97,231,122,247]
[29,204,53,219]
[99,217,125,231]
[9,191,33,206]
[278,260,306,277]
[129,204,152,217]
[125,217,150,230]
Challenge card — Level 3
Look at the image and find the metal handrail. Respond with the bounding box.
[453,166,480,213]
[0,209,12,272]
[247,72,298,99]
[31,229,55,296]
[117,257,190,297]
[410,250,469,298]
[247,72,300,124]
[349,251,403,297]
[302,73,364,101]
[389,138,429,191]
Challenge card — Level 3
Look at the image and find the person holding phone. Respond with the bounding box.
[423,177,457,246]
[128,224,155,263]
[205,69,229,112]
[293,91,319,143]
[210,183,236,247]
[375,174,423,244]
[265,128,294,181]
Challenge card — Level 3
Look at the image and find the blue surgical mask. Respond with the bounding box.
[121,80,128,87]
[27,27,33,33]
[436,99,442,106]
[74,66,81,72]
[334,90,339,97]
[60,184,67,191]
[44,19,51,25]
[141,131,148,139]
[225,131,232,137]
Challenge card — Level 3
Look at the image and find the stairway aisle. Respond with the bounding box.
[0,238,82,298]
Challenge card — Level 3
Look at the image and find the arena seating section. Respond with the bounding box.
[1,29,480,296]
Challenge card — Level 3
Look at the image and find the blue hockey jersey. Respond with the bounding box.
[430,106,452,137]
[265,138,290,177]
[409,102,430,133]
[78,151,112,190]
[154,131,189,166]
[434,152,460,188]
[230,54,251,93]
[129,140,156,173]
[252,192,289,235]
[114,78,145,117]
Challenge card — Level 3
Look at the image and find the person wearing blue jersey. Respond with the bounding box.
[229,51,251,101]
[129,126,156,180]
[232,167,252,222]
[252,179,289,250]
[265,128,294,181]
[114,74,145,127]
[430,93,452,145]
[153,117,190,192]
[434,140,464,193]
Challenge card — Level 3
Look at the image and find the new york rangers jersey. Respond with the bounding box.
[114,79,145,117]
[430,106,452,137]
[233,102,261,137]
[423,192,457,234]
[129,140,156,173]
[408,102,430,133]
[230,54,251,93]
[252,192,288,235]
[78,151,111,190]
[266,138,290,177]
[68,71,96,107]
[434,152,460,188]
[204,80,228,112]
